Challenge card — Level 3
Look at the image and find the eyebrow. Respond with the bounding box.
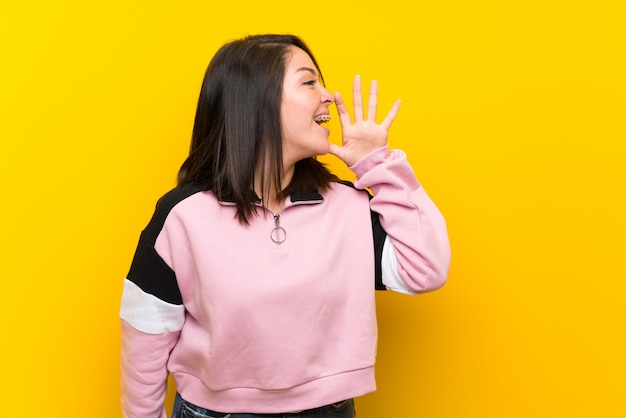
[295,67,318,77]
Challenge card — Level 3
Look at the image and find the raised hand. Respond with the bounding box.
[329,75,401,167]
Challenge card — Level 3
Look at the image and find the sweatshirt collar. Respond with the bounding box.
[218,189,324,206]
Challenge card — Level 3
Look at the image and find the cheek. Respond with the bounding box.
[281,106,312,135]
[280,98,301,126]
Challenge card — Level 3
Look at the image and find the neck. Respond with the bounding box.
[254,163,295,214]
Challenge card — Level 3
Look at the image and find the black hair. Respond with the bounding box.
[177,34,337,224]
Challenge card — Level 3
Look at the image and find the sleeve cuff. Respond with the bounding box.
[348,145,392,178]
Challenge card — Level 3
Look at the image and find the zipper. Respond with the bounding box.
[219,197,323,246]
[270,212,287,245]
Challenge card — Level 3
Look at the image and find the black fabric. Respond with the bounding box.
[371,210,387,291]
[289,188,324,203]
[126,184,202,305]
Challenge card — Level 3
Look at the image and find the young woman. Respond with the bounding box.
[120,34,450,418]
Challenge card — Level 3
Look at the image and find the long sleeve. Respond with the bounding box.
[351,146,451,294]
[119,187,195,417]
[121,320,180,418]
[120,271,184,418]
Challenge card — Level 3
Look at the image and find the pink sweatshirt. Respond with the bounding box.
[120,146,450,417]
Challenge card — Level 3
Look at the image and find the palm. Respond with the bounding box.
[330,75,401,167]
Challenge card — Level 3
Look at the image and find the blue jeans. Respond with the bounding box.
[172,393,356,418]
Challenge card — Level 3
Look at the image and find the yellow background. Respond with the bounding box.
[1,0,624,416]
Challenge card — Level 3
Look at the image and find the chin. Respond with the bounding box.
[313,144,331,157]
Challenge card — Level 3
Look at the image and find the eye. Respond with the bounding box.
[303,80,317,86]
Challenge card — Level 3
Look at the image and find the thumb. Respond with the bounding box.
[328,143,346,163]
[329,143,360,167]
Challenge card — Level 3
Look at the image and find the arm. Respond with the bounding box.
[120,274,184,417]
[351,146,450,293]
[330,75,450,293]
[121,320,179,418]
[120,202,187,417]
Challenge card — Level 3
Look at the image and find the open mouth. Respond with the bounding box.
[313,114,331,125]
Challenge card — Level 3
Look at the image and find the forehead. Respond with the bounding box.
[285,45,317,75]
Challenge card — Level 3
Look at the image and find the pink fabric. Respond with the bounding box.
[351,146,450,292]
[121,321,179,418]
[120,146,450,416]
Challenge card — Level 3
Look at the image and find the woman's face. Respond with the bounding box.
[280,46,334,166]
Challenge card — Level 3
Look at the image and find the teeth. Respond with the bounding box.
[313,114,331,124]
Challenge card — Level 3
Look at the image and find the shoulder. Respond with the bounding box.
[155,183,203,212]
[317,180,373,211]
[330,179,373,199]
[142,184,203,241]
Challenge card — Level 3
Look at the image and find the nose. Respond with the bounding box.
[321,87,334,105]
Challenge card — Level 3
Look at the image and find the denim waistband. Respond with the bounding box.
[172,393,356,418]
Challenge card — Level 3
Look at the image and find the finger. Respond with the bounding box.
[367,80,378,122]
[380,99,402,130]
[334,91,353,126]
[352,75,364,121]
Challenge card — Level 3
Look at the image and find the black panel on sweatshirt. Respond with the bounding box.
[371,210,387,291]
[126,184,202,305]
